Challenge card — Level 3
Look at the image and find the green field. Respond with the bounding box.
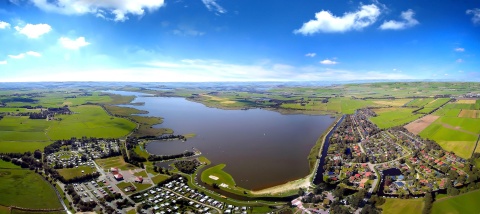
[436,141,477,159]
[0,169,62,209]
[424,98,451,109]
[201,164,236,187]
[0,104,136,153]
[281,97,382,114]
[95,156,138,171]
[152,174,170,184]
[47,105,135,139]
[0,141,50,153]
[406,98,435,107]
[0,116,50,142]
[370,108,423,129]
[433,108,461,117]
[432,190,480,214]
[0,160,20,169]
[379,198,424,214]
[57,166,96,180]
[419,116,480,158]
[0,108,40,113]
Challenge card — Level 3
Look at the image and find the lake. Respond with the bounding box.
[109,91,335,190]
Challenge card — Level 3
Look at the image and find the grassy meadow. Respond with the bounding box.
[201,164,237,187]
[281,97,383,114]
[47,105,135,140]
[57,166,96,180]
[432,190,480,214]
[379,198,424,214]
[370,108,422,129]
[0,160,20,169]
[0,169,62,209]
[95,156,138,171]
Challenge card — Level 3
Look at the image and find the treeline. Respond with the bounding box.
[44,166,100,184]
[139,134,186,141]
[147,151,195,162]
[174,159,200,174]
[0,151,43,169]
[29,107,71,119]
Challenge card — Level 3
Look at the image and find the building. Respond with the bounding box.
[135,176,144,183]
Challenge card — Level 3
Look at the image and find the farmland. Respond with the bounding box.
[369,108,422,129]
[432,190,480,214]
[281,97,382,114]
[47,105,136,140]
[0,169,62,209]
[406,98,434,107]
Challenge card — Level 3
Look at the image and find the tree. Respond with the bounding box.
[298,188,305,196]
[423,192,433,214]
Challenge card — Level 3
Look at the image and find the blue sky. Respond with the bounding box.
[0,0,479,82]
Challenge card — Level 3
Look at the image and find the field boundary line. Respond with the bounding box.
[471,135,480,158]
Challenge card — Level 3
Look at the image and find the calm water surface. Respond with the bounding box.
[110,91,335,190]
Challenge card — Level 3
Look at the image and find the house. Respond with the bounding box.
[114,173,123,181]
[111,167,119,173]
[135,176,144,183]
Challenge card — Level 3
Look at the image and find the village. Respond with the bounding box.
[320,108,472,197]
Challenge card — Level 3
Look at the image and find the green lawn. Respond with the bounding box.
[432,190,480,214]
[370,108,423,129]
[57,165,96,180]
[379,198,424,214]
[133,182,152,192]
[95,156,138,171]
[0,160,20,169]
[201,164,236,187]
[152,174,170,184]
[47,105,136,140]
[0,169,62,209]
[133,170,148,178]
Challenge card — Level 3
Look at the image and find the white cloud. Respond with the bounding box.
[8,53,25,59]
[456,59,464,63]
[26,51,42,57]
[0,60,7,65]
[59,37,90,50]
[320,59,338,65]
[7,51,41,59]
[305,53,316,57]
[466,8,480,25]
[30,0,165,22]
[454,47,465,52]
[380,9,419,30]
[15,23,52,38]
[294,4,380,34]
[0,21,10,29]
[202,0,227,14]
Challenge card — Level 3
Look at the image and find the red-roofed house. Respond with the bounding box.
[111,167,119,173]
[114,173,123,181]
[135,176,144,183]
